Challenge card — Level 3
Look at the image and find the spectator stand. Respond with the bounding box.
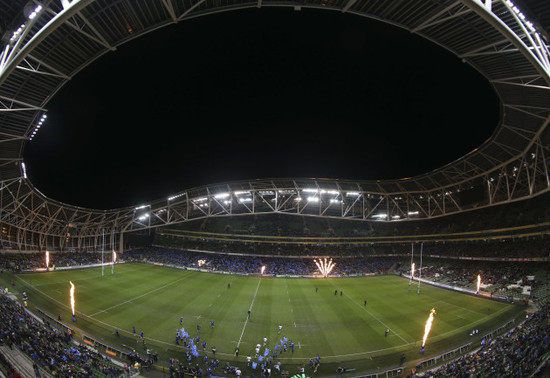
[35,308,74,335]
[0,292,126,378]
[415,319,516,374]
[415,306,550,377]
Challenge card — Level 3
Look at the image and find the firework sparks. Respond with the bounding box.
[476,274,481,294]
[198,259,206,267]
[261,265,266,275]
[112,250,117,263]
[45,251,49,268]
[314,258,336,277]
[422,308,436,348]
[69,281,75,316]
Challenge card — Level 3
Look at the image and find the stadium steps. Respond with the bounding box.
[0,346,52,378]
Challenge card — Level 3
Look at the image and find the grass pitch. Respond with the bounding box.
[9,263,524,376]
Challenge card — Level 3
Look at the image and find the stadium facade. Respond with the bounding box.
[0,0,549,252]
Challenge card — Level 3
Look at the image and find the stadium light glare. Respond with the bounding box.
[307,196,319,202]
[258,190,275,195]
[61,0,81,10]
[21,162,27,178]
[10,24,26,42]
[505,0,537,32]
[168,193,184,201]
[28,5,42,19]
[278,190,295,195]
[214,193,230,199]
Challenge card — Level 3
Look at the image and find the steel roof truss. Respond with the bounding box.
[412,1,470,34]
[176,0,208,22]
[161,0,178,23]
[501,0,550,75]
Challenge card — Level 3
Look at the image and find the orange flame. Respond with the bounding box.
[69,281,75,316]
[422,308,436,347]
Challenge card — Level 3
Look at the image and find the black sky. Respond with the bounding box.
[23,8,500,210]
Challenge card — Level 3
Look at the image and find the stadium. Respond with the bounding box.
[1,0,550,378]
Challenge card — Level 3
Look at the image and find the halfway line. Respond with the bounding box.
[236,277,262,348]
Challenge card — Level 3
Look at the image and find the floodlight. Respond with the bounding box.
[346,192,360,196]
[21,162,27,178]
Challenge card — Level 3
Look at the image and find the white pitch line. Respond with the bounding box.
[329,281,410,344]
[31,274,102,287]
[20,275,513,363]
[236,277,262,348]
[90,274,191,317]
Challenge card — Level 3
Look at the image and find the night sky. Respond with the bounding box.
[23,8,500,210]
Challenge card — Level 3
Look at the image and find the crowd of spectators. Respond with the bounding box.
[0,291,123,377]
[156,234,550,259]
[0,252,103,272]
[395,258,549,298]
[417,304,550,377]
[125,247,398,276]
[1,239,550,377]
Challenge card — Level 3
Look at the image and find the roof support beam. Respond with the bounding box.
[177,0,208,22]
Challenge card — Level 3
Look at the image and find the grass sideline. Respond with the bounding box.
[5,263,525,376]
